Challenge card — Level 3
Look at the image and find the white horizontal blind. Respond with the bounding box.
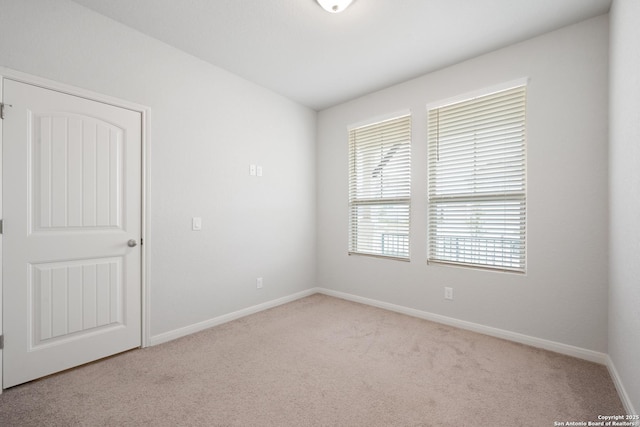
[427,86,526,272]
[349,114,411,260]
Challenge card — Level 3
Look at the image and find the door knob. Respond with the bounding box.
[127,239,138,248]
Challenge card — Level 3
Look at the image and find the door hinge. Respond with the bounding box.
[0,103,11,120]
[0,219,3,234]
[0,335,4,350]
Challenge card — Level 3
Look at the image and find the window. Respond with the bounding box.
[349,114,411,260]
[427,85,526,272]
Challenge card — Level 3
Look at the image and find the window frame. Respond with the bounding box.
[348,111,412,261]
[426,80,528,273]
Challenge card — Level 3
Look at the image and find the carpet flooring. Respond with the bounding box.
[0,294,624,426]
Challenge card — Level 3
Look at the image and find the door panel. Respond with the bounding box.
[2,79,142,388]
[32,114,124,231]
[30,258,123,346]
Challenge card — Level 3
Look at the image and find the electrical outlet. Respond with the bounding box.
[256,277,263,289]
[250,164,257,176]
[444,286,454,301]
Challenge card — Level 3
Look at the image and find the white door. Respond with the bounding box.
[2,79,142,388]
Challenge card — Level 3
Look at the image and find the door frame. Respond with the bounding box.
[0,67,151,392]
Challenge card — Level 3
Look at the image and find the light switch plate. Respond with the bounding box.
[192,217,202,231]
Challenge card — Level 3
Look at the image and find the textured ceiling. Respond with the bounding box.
[70,0,611,110]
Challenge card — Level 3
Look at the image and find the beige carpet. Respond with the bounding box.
[0,294,624,426]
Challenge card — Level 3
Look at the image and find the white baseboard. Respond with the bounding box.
[147,286,634,412]
[150,286,609,364]
[148,288,317,346]
[606,356,638,415]
[316,288,609,365]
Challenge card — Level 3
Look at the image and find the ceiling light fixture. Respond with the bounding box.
[317,0,353,13]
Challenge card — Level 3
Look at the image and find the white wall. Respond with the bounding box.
[0,0,634,409]
[0,0,317,339]
[317,16,609,352]
[609,0,640,414]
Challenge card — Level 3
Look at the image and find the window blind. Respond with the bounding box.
[349,114,411,260]
[427,85,526,272]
